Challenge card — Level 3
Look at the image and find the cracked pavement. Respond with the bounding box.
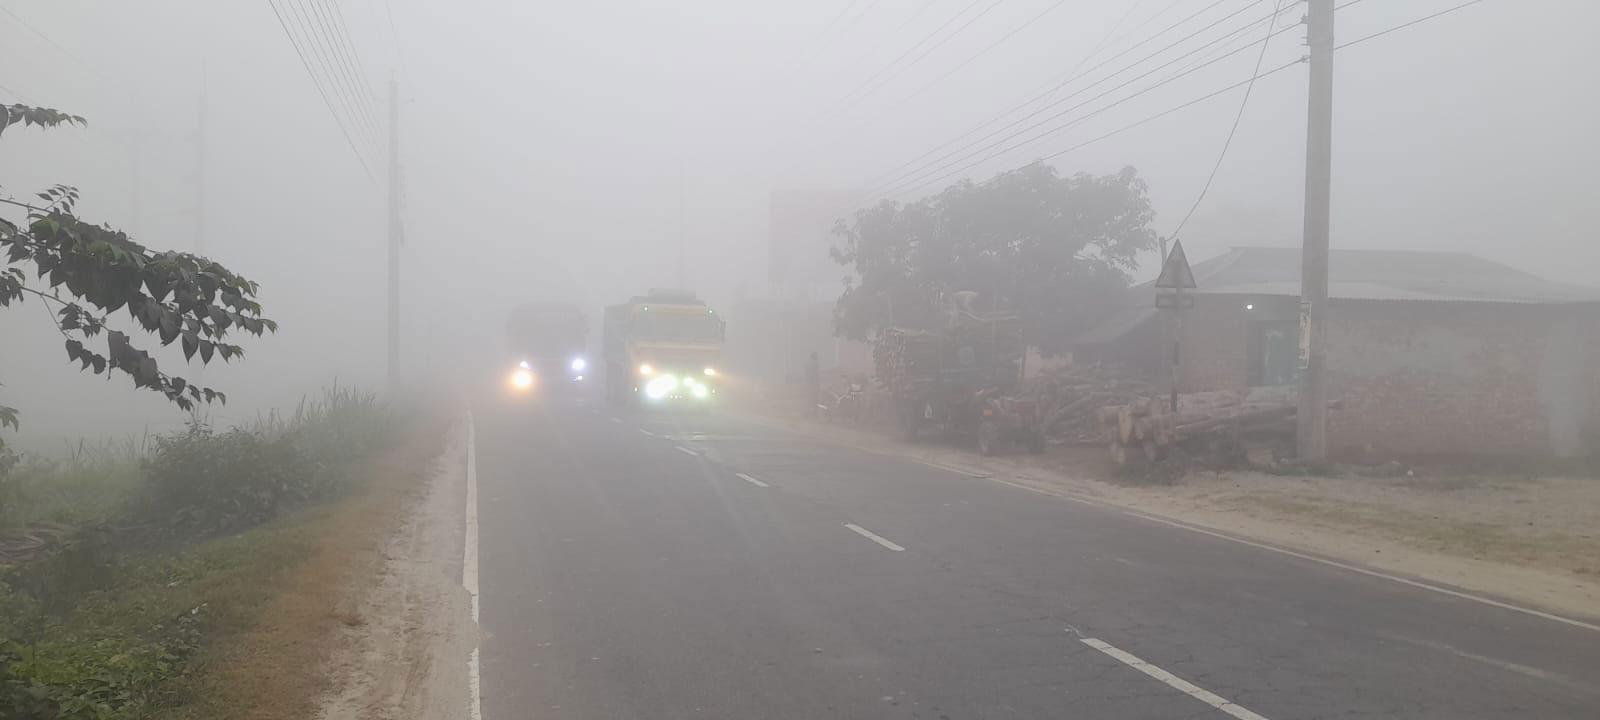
[476,398,1600,719]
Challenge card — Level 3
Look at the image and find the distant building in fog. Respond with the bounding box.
[1074,247,1600,460]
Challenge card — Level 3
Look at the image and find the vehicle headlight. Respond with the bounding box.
[702,367,717,377]
[519,360,532,369]
[645,375,677,399]
[510,368,535,390]
[638,363,654,376]
[689,382,709,399]
[571,357,587,372]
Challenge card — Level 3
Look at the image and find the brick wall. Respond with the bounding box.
[1171,295,1599,460]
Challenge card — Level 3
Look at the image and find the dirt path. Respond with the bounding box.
[317,421,475,720]
[743,411,1600,622]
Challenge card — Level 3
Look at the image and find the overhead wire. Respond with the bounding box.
[854,0,1249,193]
[1334,0,1486,52]
[893,0,1075,106]
[872,20,1302,200]
[893,55,1307,200]
[290,0,380,154]
[869,4,1288,198]
[265,0,375,181]
[1167,0,1286,241]
[310,0,384,154]
[816,0,1002,122]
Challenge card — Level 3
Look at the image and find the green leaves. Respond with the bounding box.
[1,103,273,420]
[0,104,87,137]
[831,163,1158,352]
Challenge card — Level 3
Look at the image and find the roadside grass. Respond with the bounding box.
[0,386,436,720]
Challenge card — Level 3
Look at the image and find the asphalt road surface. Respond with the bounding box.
[475,396,1600,719]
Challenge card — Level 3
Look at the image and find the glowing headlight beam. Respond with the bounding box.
[571,357,587,372]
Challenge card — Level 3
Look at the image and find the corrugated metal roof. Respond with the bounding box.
[1166,246,1600,303]
[1076,246,1600,345]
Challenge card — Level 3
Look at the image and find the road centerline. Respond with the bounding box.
[1081,638,1269,720]
[843,522,906,552]
[675,446,699,457]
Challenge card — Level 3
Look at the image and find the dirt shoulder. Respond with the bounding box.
[313,419,474,720]
[740,409,1600,622]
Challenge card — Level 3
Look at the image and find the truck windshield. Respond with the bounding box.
[636,310,720,342]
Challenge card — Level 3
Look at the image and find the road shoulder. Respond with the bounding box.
[315,419,475,720]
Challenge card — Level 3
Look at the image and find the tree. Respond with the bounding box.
[0,104,276,467]
[830,162,1157,352]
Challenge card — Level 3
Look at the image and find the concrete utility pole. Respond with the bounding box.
[1296,0,1334,462]
[387,75,402,390]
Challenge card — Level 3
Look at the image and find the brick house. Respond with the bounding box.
[1074,247,1600,461]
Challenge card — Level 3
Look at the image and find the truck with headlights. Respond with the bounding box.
[602,289,725,407]
[505,301,589,394]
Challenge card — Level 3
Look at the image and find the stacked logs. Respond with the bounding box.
[1020,365,1158,446]
[1100,387,1301,468]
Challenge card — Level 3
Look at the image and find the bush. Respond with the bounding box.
[141,427,318,537]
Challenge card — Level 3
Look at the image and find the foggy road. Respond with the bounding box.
[474,399,1599,720]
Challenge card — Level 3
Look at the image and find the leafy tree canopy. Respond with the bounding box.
[0,104,276,468]
[830,162,1158,352]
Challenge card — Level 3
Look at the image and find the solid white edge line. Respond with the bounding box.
[736,472,770,488]
[464,413,483,720]
[844,522,906,552]
[675,446,698,456]
[1081,638,1269,720]
[1117,510,1600,633]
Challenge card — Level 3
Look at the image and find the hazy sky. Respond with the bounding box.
[2,0,1596,447]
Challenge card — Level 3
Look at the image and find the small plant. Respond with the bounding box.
[141,425,317,537]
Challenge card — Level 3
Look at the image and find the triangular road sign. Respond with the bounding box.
[1154,239,1197,289]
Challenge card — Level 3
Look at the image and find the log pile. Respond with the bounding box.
[1099,386,1302,468]
[1019,365,1158,445]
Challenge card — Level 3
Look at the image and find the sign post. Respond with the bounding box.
[1154,240,1197,414]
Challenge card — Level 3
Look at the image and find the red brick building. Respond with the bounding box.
[1074,247,1600,461]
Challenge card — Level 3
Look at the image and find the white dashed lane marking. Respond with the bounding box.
[735,472,769,488]
[1080,638,1269,720]
[844,523,905,552]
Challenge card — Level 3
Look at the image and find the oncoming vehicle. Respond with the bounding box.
[602,289,725,407]
[505,301,589,395]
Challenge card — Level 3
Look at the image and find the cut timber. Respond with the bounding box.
[1173,405,1298,435]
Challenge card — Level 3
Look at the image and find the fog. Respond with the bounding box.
[2,0,1596,448]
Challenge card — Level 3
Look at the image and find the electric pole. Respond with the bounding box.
[387,75,402,390]
[1296,0,1334,463]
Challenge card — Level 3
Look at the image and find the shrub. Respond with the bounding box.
[141,427,318,537]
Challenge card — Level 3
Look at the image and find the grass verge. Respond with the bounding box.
[0,388,447,719]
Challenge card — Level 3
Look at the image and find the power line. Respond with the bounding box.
[0,3,91,71]
[265,0,374,181]
[875,23,1301,200]
[871,6,1289,197]
[894,56,1306,199]
[284,0,380,155]
[1334,0,1487,52]
[1168,0,1285,240]
[818,0,1001,121]
[855,0,1249,193]
[894,0,1075,105]
[310,0,383,149]
[294,0,380,150]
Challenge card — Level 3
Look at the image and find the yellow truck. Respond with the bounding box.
[602,289,725,407]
